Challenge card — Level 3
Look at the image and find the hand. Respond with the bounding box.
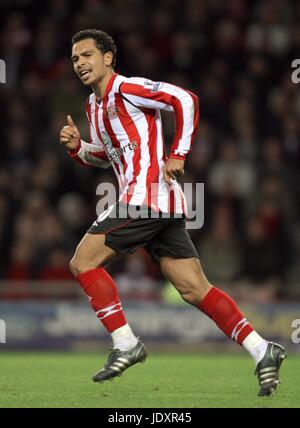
[60,115,81,151]
[163,158,185,184]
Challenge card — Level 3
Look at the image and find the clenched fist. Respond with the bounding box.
[60,115,81,151]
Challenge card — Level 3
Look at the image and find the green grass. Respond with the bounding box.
[0,352,298,408]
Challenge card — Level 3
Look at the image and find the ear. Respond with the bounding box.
[104,51,113,67]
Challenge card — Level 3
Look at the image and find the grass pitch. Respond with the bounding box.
[0,352,298,408]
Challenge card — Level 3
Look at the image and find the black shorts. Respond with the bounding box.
[88,202,199,265]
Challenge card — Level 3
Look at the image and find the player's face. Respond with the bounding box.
[71,38,112,86]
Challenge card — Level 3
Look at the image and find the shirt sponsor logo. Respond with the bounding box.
[107,141,138,162]
[102,131,138,162]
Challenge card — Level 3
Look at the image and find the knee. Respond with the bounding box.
[69,255,98,277]
[180,287,209,306]
[178,280,212,306]
[69,256,82,277]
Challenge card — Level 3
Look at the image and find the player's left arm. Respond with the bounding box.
[119,78,199,184]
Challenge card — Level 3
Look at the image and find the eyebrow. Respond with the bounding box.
[71,50,94,60]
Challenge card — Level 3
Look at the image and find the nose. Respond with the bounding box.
[77,58,86,69]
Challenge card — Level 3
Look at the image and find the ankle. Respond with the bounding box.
[111,324,138,351]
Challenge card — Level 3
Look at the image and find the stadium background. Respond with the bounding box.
[0,0,300,362]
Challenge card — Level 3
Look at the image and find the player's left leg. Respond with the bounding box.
[160,256,287,396]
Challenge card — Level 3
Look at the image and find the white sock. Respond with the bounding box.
[111,324,138,351]
[242,331,268,365]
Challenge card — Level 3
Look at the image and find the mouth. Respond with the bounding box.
[79,69,92,81]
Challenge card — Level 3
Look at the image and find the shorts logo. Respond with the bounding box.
[144,79,163,92]
[105,103,118,119]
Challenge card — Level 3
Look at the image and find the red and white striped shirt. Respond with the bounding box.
[69,73,199,214]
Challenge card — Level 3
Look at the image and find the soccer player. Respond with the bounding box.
[60,29,286,396]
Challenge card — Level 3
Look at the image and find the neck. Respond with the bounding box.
[92,69,115,101]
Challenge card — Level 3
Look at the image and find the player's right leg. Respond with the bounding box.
[70,232,147,382]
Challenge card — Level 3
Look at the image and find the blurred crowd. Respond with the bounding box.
[1,0,300,302]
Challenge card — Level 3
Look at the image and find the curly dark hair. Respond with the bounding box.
[72,29,117,68]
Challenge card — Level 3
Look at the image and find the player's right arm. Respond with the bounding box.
[60,114,111,169]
